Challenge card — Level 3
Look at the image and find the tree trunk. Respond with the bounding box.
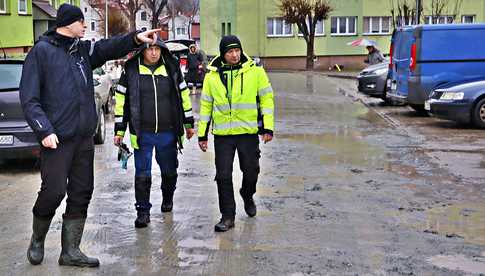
[171,15,176,39]
[306,36,315,70]
[130,14,137,31]
[152,13,158,29]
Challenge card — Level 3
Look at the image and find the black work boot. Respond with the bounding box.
[214,218,235,232]
[58,217,100,267]
[240,189,257,217]
[161,174,177,213]
[27,215,53,265]
[134,212,150,228]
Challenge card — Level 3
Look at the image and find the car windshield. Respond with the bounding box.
[0,64,23,90]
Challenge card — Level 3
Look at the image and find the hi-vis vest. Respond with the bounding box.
[198,54,274,138]
[114,58,193,149]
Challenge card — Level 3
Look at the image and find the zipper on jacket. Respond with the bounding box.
[77,57,87,85]
[151,73,159,133]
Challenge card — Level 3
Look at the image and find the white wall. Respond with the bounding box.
[80,0,103,42]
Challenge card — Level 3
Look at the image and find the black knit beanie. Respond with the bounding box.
[56,3,84,28]
[219,35,243,58]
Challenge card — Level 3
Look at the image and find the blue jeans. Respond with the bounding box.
[133,131,178,211]
[134,131,178,177]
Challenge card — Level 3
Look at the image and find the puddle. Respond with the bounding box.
[278,131,386,168]
[428,254,485,274]
[424,202,485,246]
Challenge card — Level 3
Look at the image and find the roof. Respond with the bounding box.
[33,0,57,18]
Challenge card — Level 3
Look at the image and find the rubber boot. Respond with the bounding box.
[161,173,177,213]
[58,217,99,267]
[27,215,53,265]
[134,211,150,228]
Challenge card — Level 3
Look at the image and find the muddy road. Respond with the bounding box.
[0,72,484,275]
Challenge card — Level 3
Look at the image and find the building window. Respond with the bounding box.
[462,15,475,24]
[221,22,225,37]
[298,19,325,36]
[425,15,454,24]
[227,22,231,35]
[140,11,147,21]
[267,17,293,37]
[396,16,416,27]
[176,27,186,35]
[331,16,357,35]
[90,20,96,32]
[18,0,27,14]
[84,7,87,13]
[0,0,6,13]
[363,16,391,34]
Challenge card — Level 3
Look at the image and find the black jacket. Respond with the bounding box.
[20,30,140,142]
[114,40,194,150]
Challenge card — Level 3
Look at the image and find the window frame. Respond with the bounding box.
[363,16,391,35]
[330,16,357,36]
[18,0,27,14]
[267,17,293,37]
[140,11,147,21]
[90,20,96,32]
[0,0,7,13]
[425,15,454,24]
[297,18,325,37]
[462,15,475,24]
[176,27,186,36]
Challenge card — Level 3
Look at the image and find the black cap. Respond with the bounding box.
[56,3,84,28]
[219,35,242,58]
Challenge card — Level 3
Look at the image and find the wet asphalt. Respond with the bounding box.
[0,72,484,275]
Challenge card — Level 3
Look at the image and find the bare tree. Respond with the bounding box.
[428,0,463,23]
[185,0,200,39]
[144,0,168,29]
[389,0,418,28]
[113,0,144,31]
[279,0,333,70]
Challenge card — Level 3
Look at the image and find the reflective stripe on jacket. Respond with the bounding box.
[198,54,274,140]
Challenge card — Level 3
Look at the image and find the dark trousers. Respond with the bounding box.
[133,131,178,211]
[33,136,94,219]
[214,134,261,219]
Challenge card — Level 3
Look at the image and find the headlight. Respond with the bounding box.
[372,68,388,75]
[440,92,464,100]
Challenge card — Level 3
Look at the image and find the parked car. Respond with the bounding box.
[407,24,485,111]
[387,27,415,105]
[0,59,39,160]
[426,79,485,128]
[0,59,108,161]
[357,60,389,101]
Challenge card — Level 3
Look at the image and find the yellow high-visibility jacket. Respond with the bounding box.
[198,54,274,140]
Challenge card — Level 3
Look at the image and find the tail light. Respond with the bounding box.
[389,43,394,70]
[180,58,187,66]
[409,43,417,71]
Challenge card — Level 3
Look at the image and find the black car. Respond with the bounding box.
[0,59,107,161]
[0,59,39,160]
[357,61,389,102]
[426,79,485,128]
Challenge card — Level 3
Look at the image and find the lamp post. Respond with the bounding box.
[105,0,108,38]
[416,0,422,24]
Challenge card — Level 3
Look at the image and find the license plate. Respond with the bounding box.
[391,82,397,91]
[424,101,431,111]
[0,135,14,145]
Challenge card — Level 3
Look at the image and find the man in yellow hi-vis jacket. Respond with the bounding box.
[114,39,194,228]
[198,35,274,232]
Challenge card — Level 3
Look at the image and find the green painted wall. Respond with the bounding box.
[0,0,80,49]
[201,0,485,58]
[0,0,34,48]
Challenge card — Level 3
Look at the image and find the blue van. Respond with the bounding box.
[387,27,415,104]
[408,24,485,111]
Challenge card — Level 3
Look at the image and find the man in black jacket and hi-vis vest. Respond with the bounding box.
[113,39,194,228]
[19,3,160,267]
[198,35,274,232]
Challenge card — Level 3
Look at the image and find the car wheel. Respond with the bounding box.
[472,98,485,129]
[94,108,106,144]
